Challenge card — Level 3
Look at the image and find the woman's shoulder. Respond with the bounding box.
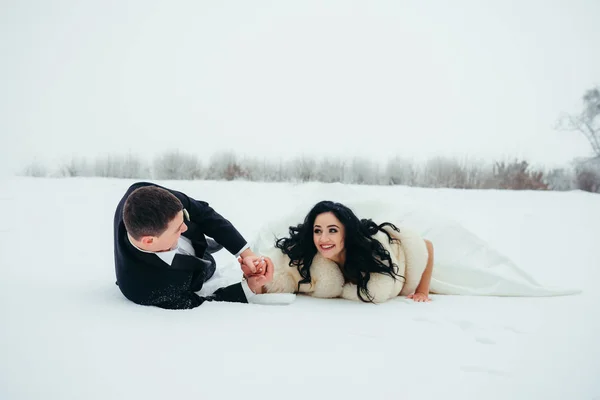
[370,224,426,256]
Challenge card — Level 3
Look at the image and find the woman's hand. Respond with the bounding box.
[244,257,275,294]
[407,292,431,302]
[238,254,266,277]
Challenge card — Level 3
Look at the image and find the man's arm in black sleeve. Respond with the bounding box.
[169,190,248,255]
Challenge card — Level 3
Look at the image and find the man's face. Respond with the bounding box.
[147,211,188,252]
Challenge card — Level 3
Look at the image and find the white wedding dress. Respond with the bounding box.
[251,199,580,298]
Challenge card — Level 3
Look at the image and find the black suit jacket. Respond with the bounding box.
[113,182,248,309]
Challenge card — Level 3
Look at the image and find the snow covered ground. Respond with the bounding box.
[1,177,599,400]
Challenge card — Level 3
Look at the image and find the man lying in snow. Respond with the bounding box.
[113,182,274,309]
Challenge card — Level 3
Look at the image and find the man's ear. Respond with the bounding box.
[141,236,154,245]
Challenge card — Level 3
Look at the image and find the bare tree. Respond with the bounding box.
[257,157,285,182]
[558,86,600,158]
[348,157,379,185]
[22,161,48,177]
[574,158,600,193]
[94,156,112,177]
[385,156,417,186]
[315,158,346,183]
[205,151,246,181]
[59,157,92,177]
[490,160,548,190]
[153,150,204,180]
[240,157,261,182]
[239,156,280,182]
[420,157,469,188]
[543,167,575,191]
[287,156,317,182]
[119,154,147,178]
[94,154,147,178]
[463,160,492,189]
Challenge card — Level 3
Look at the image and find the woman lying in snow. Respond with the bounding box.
[244,199,580,303]
[244,200,434,303]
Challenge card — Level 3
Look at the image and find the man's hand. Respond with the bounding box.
[238,255,267,277]
[245,257,275,294]
[407,292,431,302]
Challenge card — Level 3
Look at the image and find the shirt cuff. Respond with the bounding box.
[235,244,251,258]
[241,280,256,302]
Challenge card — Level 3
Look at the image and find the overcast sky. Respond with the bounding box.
[1,0,599,174]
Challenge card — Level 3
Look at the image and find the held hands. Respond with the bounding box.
[239,255,266,277]
[238,255,274,294]
[407,292,431,302]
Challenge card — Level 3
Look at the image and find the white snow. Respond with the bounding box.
[1,177,599,400]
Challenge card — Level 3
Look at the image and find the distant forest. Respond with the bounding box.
[20,151,600,193]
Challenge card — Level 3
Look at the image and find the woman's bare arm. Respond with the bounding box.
[408,239,434,302]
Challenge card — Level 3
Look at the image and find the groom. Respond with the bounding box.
[113,182,273,309]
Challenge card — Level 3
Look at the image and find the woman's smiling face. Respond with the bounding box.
[313,212,346,264]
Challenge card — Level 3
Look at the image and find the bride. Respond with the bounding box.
[244,199,579,303]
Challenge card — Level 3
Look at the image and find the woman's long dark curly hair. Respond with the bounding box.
[275,201,404,302]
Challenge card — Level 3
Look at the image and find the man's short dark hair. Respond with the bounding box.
[123,186,183,240]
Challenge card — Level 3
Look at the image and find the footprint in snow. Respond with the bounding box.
[474,336,496,345]
[455,320,496,345]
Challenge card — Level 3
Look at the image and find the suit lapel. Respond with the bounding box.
[181,220,208,257]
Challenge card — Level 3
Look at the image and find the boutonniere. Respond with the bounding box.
[183,208,190,221]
